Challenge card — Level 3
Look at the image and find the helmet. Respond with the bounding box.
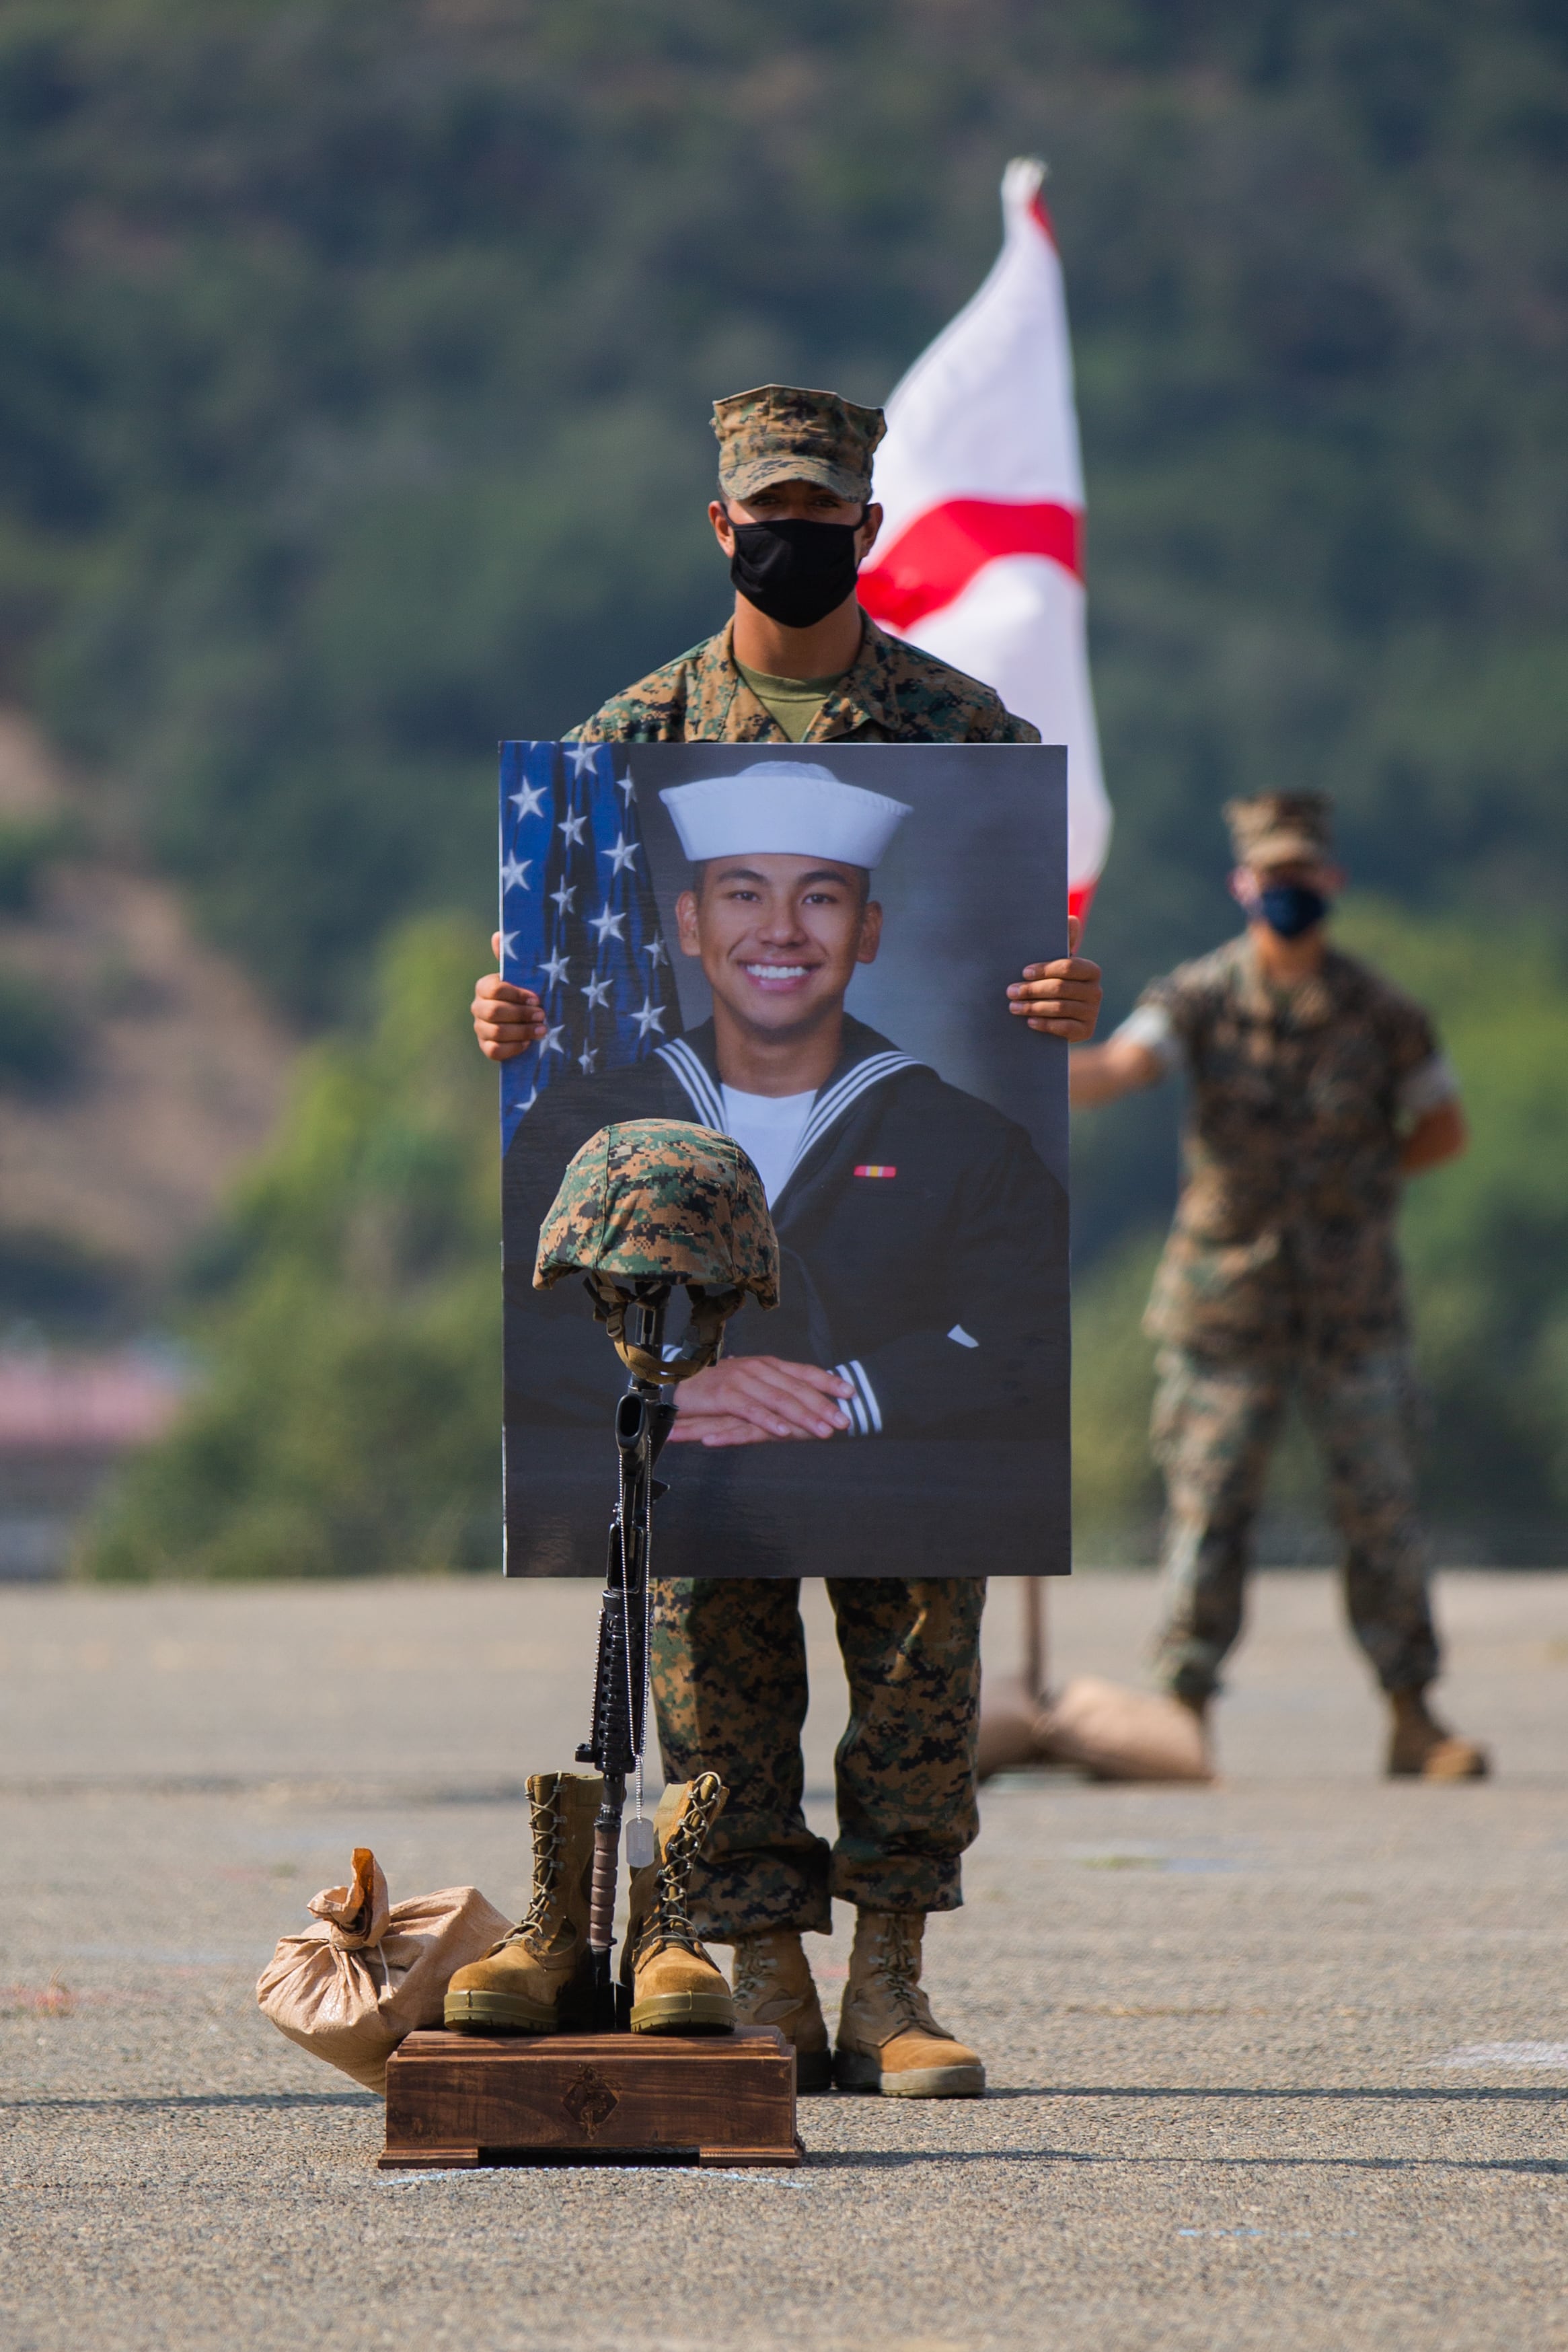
[534,1118,779,1382]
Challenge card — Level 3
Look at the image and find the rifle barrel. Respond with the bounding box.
[574,1306,673,2028]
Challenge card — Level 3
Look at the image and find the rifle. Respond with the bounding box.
[574,1282,676,2030]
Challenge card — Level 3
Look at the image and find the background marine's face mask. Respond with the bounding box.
[728,517,862,630]
[1257,881,1331,939]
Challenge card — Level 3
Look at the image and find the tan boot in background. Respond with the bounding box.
[729,1929,832,2093]
[834,1909,985,2098]
[1387,1689,1489,1780]
[443,1771,600,2033]
[621,1773,735,2036]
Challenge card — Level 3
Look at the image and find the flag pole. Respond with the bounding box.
[1023,1574,1046,1703]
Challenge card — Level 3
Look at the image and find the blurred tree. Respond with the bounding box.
[85,916,502,1578]
[1337,901,1568,1549]
[0,957,75,1091]
[1070,1226,1164,1553]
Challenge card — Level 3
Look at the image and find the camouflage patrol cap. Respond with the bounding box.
[535,1118,779,1382]
[1224,791,1334,870]
[714,383,886,505]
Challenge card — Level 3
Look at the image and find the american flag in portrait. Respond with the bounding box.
[498,741,675,1150]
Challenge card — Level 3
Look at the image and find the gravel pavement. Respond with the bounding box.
[1,1568,1565,2351]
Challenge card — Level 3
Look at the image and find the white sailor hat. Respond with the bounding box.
[659,762,911,871]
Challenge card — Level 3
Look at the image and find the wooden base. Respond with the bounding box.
[381,2024,800,2170]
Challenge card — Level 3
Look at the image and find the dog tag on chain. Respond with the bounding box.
[625,1817,655,1868]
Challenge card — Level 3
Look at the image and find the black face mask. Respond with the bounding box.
[1258,882,1331,939]
[728,518,861,630]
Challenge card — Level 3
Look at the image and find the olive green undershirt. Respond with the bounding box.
[734,659,850,743]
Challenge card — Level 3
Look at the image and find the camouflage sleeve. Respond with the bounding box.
[566,698,675,745]
[971,704,1043,743]
[1380,988,1442,1082]
[565,647,704,743]
[936,673,1040,741]
[1378,987,1458,1122]
[1134,959,1207,1050]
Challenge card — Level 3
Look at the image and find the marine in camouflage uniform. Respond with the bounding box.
[568,385,1040,1937]
[1070,791,1487,1777]
[572,383,1035,755]
[474,381,1104,2092]
[1139,934,1445,1704]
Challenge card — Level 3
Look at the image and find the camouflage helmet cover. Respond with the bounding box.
[535,1119,779,1385]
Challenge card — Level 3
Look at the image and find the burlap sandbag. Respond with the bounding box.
[977,1676,1213,1784]
[1038,1677,1213,1784]
[256,1847,512,2095]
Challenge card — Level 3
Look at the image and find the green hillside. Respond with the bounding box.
[2,0,1563,1034]
[89,918,503,1580]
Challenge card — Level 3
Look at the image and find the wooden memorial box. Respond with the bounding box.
[381,2024,801,2170]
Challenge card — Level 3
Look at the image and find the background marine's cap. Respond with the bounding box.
[1224,791,1335,870]
[714,384,887,505]
[661,761,911,869]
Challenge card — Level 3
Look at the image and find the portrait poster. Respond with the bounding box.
[499,740,1070,1579]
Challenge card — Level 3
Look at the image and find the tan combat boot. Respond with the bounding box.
[621,1773,735,2036]
[444,1771,601,2033]
[1387,1689,1489,1780]
[729,1930,832,2093]
[834,1909,985,2098]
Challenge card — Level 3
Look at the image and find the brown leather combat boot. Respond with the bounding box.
[443,1771,600,2033]
[1387,1689,1489,1780]
[729,1929,832,2093]
[834,1909,985,2098]
[621,1773,735,2036]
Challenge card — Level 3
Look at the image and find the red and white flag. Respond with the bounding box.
[860,158,1111,920]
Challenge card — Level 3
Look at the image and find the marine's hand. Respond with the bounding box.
[1401,1097,1468,1174]
[473,932,548,1062]
[1007,917,1103,1041]
[668,1356,853,1443]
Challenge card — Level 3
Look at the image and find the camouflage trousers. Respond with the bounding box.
[650,1576,985,1940]
[1150,1346,1440,1703]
